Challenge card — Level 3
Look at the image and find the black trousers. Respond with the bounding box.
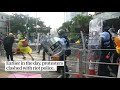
[38,45,46,60]
[38,44,43,53]
[4,45,13,61]
[57,54,69,78]
[109,51,119,77]
[43,49,46,60]
[98,50,119,77]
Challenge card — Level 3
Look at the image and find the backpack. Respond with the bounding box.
[108,31,115,49]
[22,40,28,47]
[64,37,71,56]
[3,37,11,46]
[65,49,71,56]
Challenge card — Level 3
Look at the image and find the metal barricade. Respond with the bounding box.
[63,31,119,78]
[83,48,119,78]
[63,31,88,78]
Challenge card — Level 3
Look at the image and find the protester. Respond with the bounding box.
[37,44,46,61]
[17,37,34,60]
[3,33,14,61]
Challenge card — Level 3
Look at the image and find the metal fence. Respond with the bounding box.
[0,31,119,78]
[63,31,119,78]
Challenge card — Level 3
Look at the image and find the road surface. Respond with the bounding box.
[0,51,77,78]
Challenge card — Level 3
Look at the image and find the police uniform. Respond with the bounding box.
[98,31,112,76]
[57,30,70,78]
[57,36,70,78]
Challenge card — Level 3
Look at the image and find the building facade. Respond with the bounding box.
[0,12,9,34]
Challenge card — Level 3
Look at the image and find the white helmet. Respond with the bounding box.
[118,29,120,34]
[9,33,13,36]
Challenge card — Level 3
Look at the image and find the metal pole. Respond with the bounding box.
[35,12,38,50]
[64,12,66,22]
[26,14,29,41]
[80,31,88,76]
[6,26,8,35]
[36,33,40,51]
[36,12,37,34]
[48,26,51,61]
[9,15,10,33]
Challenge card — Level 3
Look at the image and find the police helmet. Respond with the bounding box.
[102,20,110,31]
[103,26,110,32]
[57,29,67,37]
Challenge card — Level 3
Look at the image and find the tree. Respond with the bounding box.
[59,21,72,32]
[57,15,92,39]
[9,13,51,34]
[71,15,92,34]
[9,14,26,33]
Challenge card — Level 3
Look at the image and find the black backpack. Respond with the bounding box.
[108,31,115,49]
[64,37,71,56]
[3,36,14,46]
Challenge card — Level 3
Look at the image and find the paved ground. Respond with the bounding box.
[0,43,118,78]
[0,50,78,78]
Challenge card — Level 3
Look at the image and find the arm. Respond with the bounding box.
[11,37,15,44]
